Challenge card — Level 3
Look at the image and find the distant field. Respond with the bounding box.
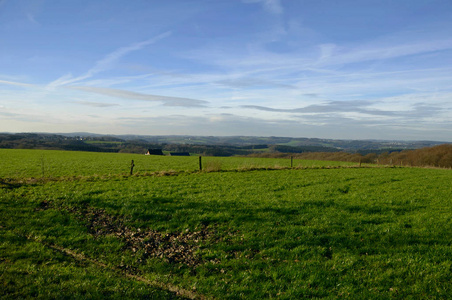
[0,149,357,179]
[1,149,451,298]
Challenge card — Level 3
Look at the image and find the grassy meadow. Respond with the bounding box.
[1,149,452,299]
[0,149,356,179]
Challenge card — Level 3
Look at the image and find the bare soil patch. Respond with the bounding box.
[62,204,217,267]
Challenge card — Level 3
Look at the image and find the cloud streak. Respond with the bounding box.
[241,100,446,119]
[72,100,119,108]
[69,86,209,107]
[0,79,34,88]
[241,101,395,115]
[216,77,295,89]
[47,31,172,88]
[314,38,452,68]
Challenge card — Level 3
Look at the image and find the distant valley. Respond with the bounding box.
[0,132,448,156]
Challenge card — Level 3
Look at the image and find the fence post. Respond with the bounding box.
[291,156,293,168]
[199,156,202,171]
[130,160,135,175]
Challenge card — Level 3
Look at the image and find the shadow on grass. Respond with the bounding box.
[0,178,28,190]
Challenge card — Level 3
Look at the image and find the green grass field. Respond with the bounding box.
[0,149,357,179]
[1,149,451,298]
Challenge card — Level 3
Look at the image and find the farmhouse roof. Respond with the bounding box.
[146,149,164,155]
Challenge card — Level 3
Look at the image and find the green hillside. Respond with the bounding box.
[1,149,451,298]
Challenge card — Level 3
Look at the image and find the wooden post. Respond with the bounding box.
[199,156,202,171]
[130,160,135,175]
[291,156,293,168]
[359,158,362,168]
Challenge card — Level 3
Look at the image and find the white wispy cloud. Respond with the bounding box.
[315,38,452,68]
[72,100,120,108]
[241,99,448,120]
[68,86,209,107]
[80,73,155,88]
[180,22,452,87]
[0,79,34,88]
[47,31,172,89]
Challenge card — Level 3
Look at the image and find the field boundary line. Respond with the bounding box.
[23,234,211,300]
[2,164,394,186]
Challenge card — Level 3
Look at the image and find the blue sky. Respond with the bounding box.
[1,0,452,141]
